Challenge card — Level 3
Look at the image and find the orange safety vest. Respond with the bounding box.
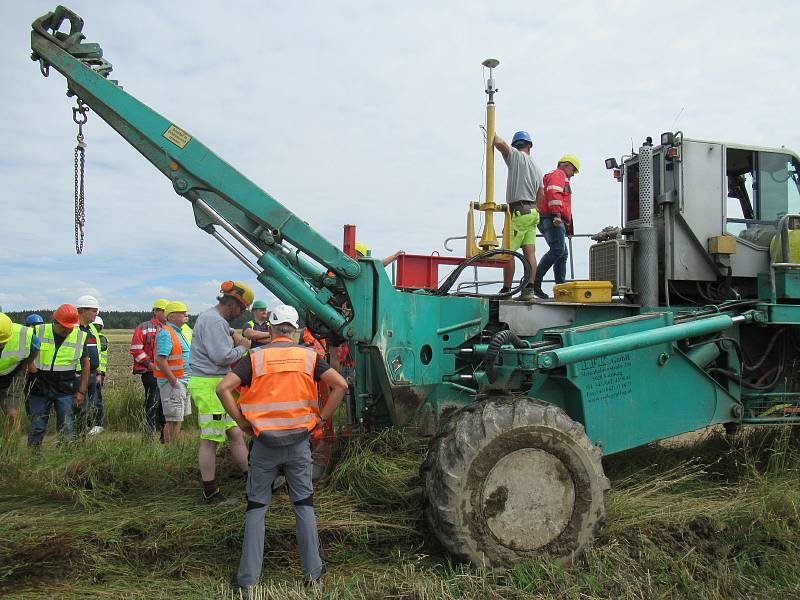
[153,325,185,379]
[237,338,320,438]
[302,328,327,357]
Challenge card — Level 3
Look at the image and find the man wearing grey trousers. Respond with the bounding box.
[217,304,348,588]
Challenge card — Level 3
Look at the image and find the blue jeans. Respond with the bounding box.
[535,216,568,287]
[73,374,98,436]
[93,376,105,427]
[27,388,76,446]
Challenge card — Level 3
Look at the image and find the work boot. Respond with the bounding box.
[230,573,252,593]
[518,285,537,301]
[533,285,549,299]
[203,488,238,505]
[304,564,327,587]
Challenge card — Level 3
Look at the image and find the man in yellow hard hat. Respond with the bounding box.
[188,281,252,503]
[130,299,169,437]
[154,301,192,443]
[534,154,580,299]
[0,313,40,430]
[355,241,405,267]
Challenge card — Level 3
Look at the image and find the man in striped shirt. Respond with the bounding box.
[130,299,169,436]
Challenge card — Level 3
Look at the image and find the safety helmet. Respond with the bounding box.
[0,313,12,344]
[558,154,581,172]
[511,131,533,147]
[93,315,104,329]
[53,304,81,329]
[76,294,100,310]
[268,304,299,328]
[251,300,268,310]
[354,241,370,257]
[165,300,188,316]
[25,314,44,326]
[220,281,254,309]
[152,298,170,311]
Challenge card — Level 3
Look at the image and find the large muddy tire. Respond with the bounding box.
[423,396,609,568]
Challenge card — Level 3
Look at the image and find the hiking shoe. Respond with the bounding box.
[87,426,104,436]
[203,489,231,505]
[304,565,327,587]
[518,285,537,301]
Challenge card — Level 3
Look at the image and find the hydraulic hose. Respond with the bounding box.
[432,249,529,299]
[482,329,527,383]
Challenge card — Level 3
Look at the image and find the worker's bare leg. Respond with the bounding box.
[227,426,249,473]
[502,259,515,289]
[3,407,20,431]
[198,438,218,481]
[521,244,537,287]
[163,421,180,443]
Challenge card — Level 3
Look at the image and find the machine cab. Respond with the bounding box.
[595,134,800,303]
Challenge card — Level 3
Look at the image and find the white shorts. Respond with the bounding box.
[157,379,192,422]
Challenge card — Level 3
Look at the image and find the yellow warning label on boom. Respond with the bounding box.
[163,124,192,149]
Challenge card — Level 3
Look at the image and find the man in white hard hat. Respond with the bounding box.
[218,304,348,589]
[89,315,109,436]
[75,295,102,437]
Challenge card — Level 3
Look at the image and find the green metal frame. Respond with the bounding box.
[31,6,800,456]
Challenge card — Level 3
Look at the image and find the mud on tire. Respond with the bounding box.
[423,396,609,568]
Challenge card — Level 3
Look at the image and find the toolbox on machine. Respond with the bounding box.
[552,281,613,303]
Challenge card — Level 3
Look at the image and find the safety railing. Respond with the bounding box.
[441,233,595,293]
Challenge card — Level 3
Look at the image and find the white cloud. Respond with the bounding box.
[2,0,799,310]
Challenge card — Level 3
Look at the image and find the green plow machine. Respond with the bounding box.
[31,5,800,568]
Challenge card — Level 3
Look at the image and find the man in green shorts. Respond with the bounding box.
[494,130,544,300]
[188,280,253,503]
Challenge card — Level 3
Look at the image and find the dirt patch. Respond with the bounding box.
[483,485,508,519]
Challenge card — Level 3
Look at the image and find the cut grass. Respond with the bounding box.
[1,383,800,599]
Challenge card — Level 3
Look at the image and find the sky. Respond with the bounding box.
[2,1,799,313]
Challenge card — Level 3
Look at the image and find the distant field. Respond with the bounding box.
[102,329,139,389]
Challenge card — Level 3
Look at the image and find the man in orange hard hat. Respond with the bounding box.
[188,281,253,503]
[26,304,90,446]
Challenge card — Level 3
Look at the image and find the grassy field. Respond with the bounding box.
[0,332,799,598]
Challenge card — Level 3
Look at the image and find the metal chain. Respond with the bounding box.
[73,100,89,254]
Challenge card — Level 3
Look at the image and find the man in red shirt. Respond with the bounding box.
[130,299,169,435]
[533,155,580,298]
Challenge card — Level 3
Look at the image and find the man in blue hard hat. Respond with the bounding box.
[494,130,544,300]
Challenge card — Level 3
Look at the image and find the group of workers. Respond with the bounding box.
[0,296,108,443]
[0,281,347,587]
[494,130,580,300]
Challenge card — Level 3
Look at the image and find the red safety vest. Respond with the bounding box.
[237,338,320,438]
[153,326,185,379]
[538,168,573,225]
